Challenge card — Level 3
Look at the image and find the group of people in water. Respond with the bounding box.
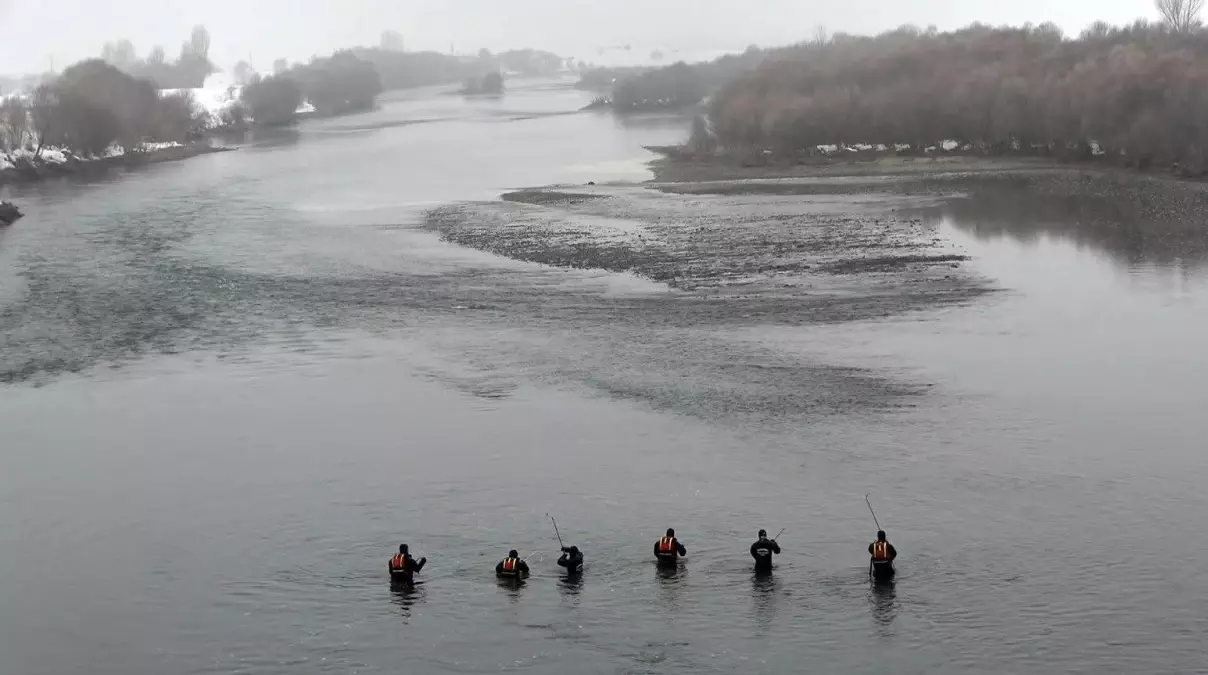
[389,527,899,585]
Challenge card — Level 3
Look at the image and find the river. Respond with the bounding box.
[2,78,1208,675]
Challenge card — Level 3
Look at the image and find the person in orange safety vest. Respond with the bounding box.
[868,530,897,582]
[496,550,530,578]
[389,544,427,584]
[654,528,687,566]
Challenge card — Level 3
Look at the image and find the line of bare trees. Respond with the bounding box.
[1,60,204,159]
[100,26,216,89]
[579,46,768,112]
[705,0,1208,174]
[239,51,384,126]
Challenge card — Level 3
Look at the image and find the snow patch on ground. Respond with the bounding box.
[138,141,184,152]
[1,141,186,171]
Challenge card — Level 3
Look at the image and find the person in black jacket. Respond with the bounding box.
[868,530,897,582]
[654,528,687,566]
[496,550,530,579]
[750,529,781,574]
[388,544,427,584]
[557,546,584,575]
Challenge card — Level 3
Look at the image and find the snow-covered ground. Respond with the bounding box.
[1,142,184,171]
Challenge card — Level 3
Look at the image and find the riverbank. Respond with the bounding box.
[646,149,1208,226]
[645,149,1065,182]
[0,142,234,188]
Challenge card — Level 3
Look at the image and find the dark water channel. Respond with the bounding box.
[2,79,1208,675]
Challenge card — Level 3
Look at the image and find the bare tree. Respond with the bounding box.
[812,25,830,46]
[187,25,211,59]
[705,21,1208,176]
[232,60,255,85]
[30,84,60,158]
[0,99,30,150]
[380,31,405,52]
[1156,0,1205,32]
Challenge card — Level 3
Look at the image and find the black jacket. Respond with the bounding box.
[557,548,584,574]
[496,557,530,577]
[750,538,781,570]
[654,537,687,561]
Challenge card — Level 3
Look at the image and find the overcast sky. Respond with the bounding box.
[0,0,1164,75]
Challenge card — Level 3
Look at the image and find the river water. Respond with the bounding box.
[2,79,1208,675]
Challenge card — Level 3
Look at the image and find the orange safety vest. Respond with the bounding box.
[872,541,889,561]
[391,553,407,571]
[501,557,519,574]
[658,536,676,554]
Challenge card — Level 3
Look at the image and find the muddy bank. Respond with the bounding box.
[646,150,1066,183]
[0,143,234,188]
[648,158,1208,266]
[651,151,1208,214]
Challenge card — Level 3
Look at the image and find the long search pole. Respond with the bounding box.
[547,513,565,548]
[865,494,883,531]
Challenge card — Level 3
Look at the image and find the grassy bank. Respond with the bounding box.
[0,143,233,188]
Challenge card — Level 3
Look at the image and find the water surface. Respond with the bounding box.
[3,79,1208,675]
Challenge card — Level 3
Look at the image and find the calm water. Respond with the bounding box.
[3,80,1208,675]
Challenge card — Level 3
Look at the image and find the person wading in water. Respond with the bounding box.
[869,530,897,582]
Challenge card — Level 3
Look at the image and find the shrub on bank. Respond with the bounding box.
[1,59,205,157]
[462,71,505,95]
[290,51,382,116]
[613,62,706,112]
[592,47,768,113]
[240,75,304,126]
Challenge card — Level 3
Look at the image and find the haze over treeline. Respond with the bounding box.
[0,0,1163,76]
[1,18,569,162]
[680,0,1208,174]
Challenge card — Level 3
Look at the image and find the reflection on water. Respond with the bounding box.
[390,580,425,622]
[497,577,526,603]
[868,581,898,631]
[750,573,779,633]
[557,574,584,600]
[937,181,1208,269]
[611,111,694,131]
[655,563,687,612]
[244,126,303,150]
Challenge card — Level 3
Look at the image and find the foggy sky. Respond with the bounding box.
[0,0,1163,75]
